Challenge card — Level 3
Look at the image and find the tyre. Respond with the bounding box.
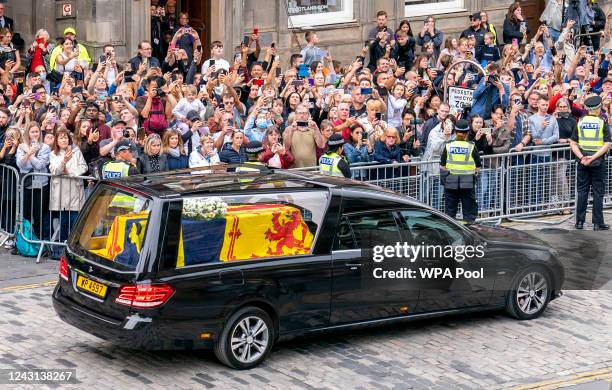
[214,306,275,369]
[505,266,552,320]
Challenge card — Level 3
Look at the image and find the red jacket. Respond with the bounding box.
[260,146,294,169]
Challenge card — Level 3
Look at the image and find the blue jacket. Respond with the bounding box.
[470,77,509,120]
[373,141,402,164]
[219,143,247,164]
[167,154,189,170]
[344,143,372,165]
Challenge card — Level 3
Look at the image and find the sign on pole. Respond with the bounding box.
[447,86,474,116]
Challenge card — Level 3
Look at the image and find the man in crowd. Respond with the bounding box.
[461,12,487,53]
[129,40,161,71]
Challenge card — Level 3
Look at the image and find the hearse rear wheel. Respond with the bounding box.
[214,306,275,369]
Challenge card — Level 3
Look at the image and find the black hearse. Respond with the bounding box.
[53,170,564,369]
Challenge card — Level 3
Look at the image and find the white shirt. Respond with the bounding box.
[201,58,230,76]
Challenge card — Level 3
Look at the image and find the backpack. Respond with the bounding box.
[16,219,41,257]
[143,97,168,135]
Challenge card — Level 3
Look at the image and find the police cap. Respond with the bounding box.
[584,95,602,111]
[115,139,133,153]
[245,141,264,154]
[327,133,345,148]
[455,119,470,132]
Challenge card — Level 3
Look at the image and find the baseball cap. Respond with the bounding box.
[111,118,127,127]
[64,27,77,36]
[186,110,201,122]
[470,12,482,21]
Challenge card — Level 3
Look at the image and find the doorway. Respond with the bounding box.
[520,0,547,40]
[181,0,211,63]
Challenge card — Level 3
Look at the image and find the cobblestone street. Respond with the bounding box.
[0,282,610,389]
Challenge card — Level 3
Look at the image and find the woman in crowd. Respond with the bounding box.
[0,28,20,75]
[503,2,529,45]
[48,128,88,245]
[387,83,407,128]
[0,128,21,245]
[438,37,459,67]
[260,126,294,169]
[162,128,189,170]
[139,134,168,173]
[344,123,372,179]
[16,123,51,239]
[54,38,79,76]
[73,119,100,164]
[219,130,247,165]
[357,99,387,144]
[422,116,455,210]
[26,29,53,75]
[189,134,220,169]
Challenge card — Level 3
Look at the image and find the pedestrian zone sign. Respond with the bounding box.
[448,87,474,116]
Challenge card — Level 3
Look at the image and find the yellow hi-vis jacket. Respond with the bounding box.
[319,152,344,177]
[577,116,605,153]
[445,141,476,175]
[102,161,131,179]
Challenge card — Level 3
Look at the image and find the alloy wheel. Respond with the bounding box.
[230,316,269,364]
[516,272,548,315]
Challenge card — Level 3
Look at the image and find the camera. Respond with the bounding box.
[156,88,166,98]
[487,74,499,84]
[123,130,131,138]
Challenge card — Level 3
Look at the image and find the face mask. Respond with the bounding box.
[256,119,267,129]
[39,72,47,81]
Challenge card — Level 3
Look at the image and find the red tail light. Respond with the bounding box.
[59,256,70,282]
[115,283,174,308]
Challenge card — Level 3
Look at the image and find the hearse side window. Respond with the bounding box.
[71,185,151,271]
[399,210,465,247]
[334,216,357,250]
[176,191,329,267]
[347,211,401,248]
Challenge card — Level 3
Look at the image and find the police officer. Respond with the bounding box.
[319,134,351,178]
[235,141,270,173]
[570,95,611,230]
[440,119,482,222]
[101,139,140,179]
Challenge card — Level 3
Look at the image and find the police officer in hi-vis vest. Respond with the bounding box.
[570,95,611,231]
[101,139,140,179]
[319,134,351,178]
[235,141,270,173]
[440,119,482,222]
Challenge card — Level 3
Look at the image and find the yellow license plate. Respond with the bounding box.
[76,275,108,298]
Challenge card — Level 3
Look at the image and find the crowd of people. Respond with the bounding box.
[0,0,612,250]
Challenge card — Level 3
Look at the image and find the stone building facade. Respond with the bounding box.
[4,0,612,67]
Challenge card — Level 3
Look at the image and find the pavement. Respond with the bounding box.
[0,213,610,389]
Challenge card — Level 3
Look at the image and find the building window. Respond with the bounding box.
[287,0,354,28]
[405,0,465,17]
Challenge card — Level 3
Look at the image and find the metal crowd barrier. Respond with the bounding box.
[0,164,21,246]
[345,145,610,222]
[17,171,96,263]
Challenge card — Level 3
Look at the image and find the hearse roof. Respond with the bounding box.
[102,168,391,199]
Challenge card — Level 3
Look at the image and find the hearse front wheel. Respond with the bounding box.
[505,266,552,320]
[214,306,275,369]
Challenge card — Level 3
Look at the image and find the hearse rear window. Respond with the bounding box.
[176,191,328,267]
[73,186,151,270]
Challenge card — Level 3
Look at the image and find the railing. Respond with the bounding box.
[0,164,20,246]
[1,144,610,261]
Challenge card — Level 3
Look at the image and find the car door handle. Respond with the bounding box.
[346,263,362,270]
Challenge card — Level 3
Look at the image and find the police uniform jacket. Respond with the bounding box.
[570,117,611,166]
[440,140,482,189]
